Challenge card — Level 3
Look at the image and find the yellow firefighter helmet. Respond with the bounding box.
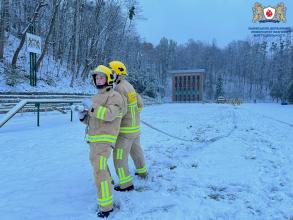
[109,61,128,76]
[92,65,114,85]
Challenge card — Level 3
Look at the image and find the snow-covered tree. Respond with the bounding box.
[215,75,224,98]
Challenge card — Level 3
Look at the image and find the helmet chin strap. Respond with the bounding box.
[96,84,107,89]
[96,82,113,90]
[96,83,112,89]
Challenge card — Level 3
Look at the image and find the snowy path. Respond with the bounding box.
[0,103,293,220]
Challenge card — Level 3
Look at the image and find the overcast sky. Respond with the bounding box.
[136,0,293,47]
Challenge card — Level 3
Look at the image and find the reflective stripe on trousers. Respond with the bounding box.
[87,134,117,143]
[116,148,123,160]
[99,156,107,170]
[136,166,147,174]
[119,126,140,134]
[98,180,113,207]
[118,167,133,185]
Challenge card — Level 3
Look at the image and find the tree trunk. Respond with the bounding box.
[0,0,9,60]
[36,0,61,70]
[11,1,47,67]
[0,7,5,60]
[70,0,80,87]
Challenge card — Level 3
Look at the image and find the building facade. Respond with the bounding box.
[165,69,205,102]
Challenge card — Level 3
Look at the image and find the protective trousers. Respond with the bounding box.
[113,135,147,189]
[89,143,113,212]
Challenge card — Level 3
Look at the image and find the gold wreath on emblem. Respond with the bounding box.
[252,3,264,23]
[275,3,286,22]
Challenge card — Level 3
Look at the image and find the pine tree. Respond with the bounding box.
[215,75,224,98]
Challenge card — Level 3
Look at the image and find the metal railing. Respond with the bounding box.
[0,92,161,128]
[0,99,82,128]
[0,92,92,114]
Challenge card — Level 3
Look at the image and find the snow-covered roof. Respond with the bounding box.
[168,69,205,75]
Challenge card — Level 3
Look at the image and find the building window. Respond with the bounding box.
[197,75,200,90]
[171,72,203,102]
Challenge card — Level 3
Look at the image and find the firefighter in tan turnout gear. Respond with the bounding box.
[109,60,148,192]
[79,65,126,218]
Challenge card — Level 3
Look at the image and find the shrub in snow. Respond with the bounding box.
[4,63,23,86]
[287,80,293,104]
[270,83,283,102]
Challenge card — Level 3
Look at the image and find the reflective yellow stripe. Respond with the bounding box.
[101,181,106,199]
[118,168,124,178]
[98,181,112,207]
[96,106,103,119]
[98,198,113,206]
[128,102,137,107]
[101,107,106,120]
[119,175,133,185]
[136,166,147,174]
[131,106,136,126]
[118,168,133,184]
[116,148,123,160]
[99,156,107,170]
[116,112,123,118]
[86,134,117,143]
[133,110,136,126]
[128,105,137,127]
[99,182,111,200]
[96,106,107,120]
[119,126,140,134]
[120,149,123,159]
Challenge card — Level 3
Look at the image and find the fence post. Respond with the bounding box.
[36,103,40,126]
[70,103,73,122]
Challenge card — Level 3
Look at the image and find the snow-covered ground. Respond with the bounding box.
[0,33,95,94]
[0,103,293,220]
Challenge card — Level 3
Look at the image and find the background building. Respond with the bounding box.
[165,69,205,102]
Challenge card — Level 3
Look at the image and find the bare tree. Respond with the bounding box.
[69,0,81,87]
[11,0,47,67]
[3,0,292,102]
[36,0,61,70]
[0,0,9,60]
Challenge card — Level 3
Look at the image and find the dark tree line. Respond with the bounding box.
[1,0,292,101]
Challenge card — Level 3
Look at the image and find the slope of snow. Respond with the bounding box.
[0,103,292,220]
[0,33,96,94]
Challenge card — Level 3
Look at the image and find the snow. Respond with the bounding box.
[0,103,293,220]
[0,33,96,94]
[0,100,27,128]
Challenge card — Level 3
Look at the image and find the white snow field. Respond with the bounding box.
[0,103,293,220]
